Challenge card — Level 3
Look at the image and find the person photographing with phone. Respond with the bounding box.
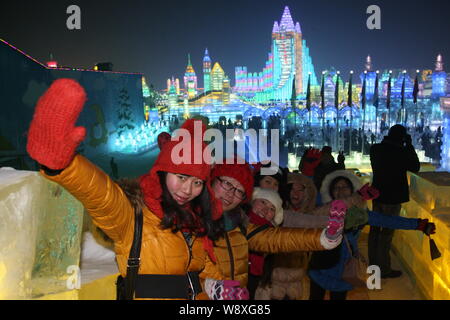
[369,124,421,278]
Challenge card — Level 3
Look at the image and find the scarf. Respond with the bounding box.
[140,183,217,263]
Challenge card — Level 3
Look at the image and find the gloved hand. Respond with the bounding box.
[357,183,380,201]
[417,219,436,236]
[344,207,368,231]
[325,200,347,240]
[27,79,87,170]
[300,148,322,176]
[337,151,345,164]
[204,279,249,300]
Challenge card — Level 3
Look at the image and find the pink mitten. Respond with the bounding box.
[205,279,249,300]
[358,183,380,201]
[326,200,347,240]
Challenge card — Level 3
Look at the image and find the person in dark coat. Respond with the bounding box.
[369,124,420,278]
[313,146,345,192]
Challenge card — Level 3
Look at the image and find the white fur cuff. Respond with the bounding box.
[320,229,342,250]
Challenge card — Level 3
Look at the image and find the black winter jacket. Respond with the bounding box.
[370,137,420,204]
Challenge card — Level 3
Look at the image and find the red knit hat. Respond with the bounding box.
[211,160,254,202]
[139,119,221,220]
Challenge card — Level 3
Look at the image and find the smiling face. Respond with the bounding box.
[259,176,279,191]
[331,178,353,200]
[165,173,204,205]
[212,176,246,212]
[289,182,306,208]
[252,198,276,221]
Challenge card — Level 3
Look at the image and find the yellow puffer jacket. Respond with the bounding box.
[212,227,249,287]
[247,223,323,254]
[202,219,324,289]
[41,155,222,299]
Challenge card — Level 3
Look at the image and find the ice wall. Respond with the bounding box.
[0,168,84,299]
[393,171,450,299]
[0,169,42,299]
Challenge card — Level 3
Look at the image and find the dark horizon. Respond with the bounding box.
[2,0,450,90]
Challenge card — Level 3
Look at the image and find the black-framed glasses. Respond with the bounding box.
[217,177,246,200]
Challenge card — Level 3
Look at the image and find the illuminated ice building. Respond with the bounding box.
[234,6,318,102]
[3,8,450,303]
[163,6,449,154]
[184,54,198,99]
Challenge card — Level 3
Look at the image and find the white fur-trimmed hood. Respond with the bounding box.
[252,187,284,226]
[320,170,362,204]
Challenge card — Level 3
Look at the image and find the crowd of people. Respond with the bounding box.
[170,111,445,168]
[26,79,437,300]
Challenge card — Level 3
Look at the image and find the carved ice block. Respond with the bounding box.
[409,171,450,212]
[0,168,84,299]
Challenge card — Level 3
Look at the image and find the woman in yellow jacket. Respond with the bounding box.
[26,79,224,300]
[201,161,348,300]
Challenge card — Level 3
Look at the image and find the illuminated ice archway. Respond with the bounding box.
[338,105,361,124]
[323,106,338,119]
[279,107,301,119]
[263,106,282,120]
[338,105,361,118]
[243,107,264,120]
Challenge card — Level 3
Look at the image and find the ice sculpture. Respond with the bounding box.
[393,171,450,299]
[0,168,84,299]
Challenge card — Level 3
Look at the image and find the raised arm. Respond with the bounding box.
[404,135,420,173]
[27,79,133,244]
[282,210,328,228]
[248,226,325,253]
[368,210,419,230]
[41,155,134,244]
[249,200,348,252]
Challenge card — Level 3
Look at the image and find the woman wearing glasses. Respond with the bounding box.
[201,161,349,300]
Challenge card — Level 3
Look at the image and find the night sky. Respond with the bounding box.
[2,0,450,90]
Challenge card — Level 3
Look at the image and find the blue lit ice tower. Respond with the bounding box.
[234,6,318,102]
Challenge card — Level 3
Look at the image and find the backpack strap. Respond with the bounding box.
[238,224,247,237]
[124,207,143,300]
[246,224,270,240]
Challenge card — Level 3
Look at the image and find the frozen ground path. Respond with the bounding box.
[345,229,423,300]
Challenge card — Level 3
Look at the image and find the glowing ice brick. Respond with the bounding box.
[0,168,84,299]
[409,172,450,212]
[0,168,42,299]
[30,179,84,298]
[394,172,450,299]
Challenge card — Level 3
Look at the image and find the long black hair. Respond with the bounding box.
[158,171,224,241]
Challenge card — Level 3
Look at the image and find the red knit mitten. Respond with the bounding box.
[27,79,87,170]
[358,183,380,201]
[417,219,436,236]
[301,148,322,177]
